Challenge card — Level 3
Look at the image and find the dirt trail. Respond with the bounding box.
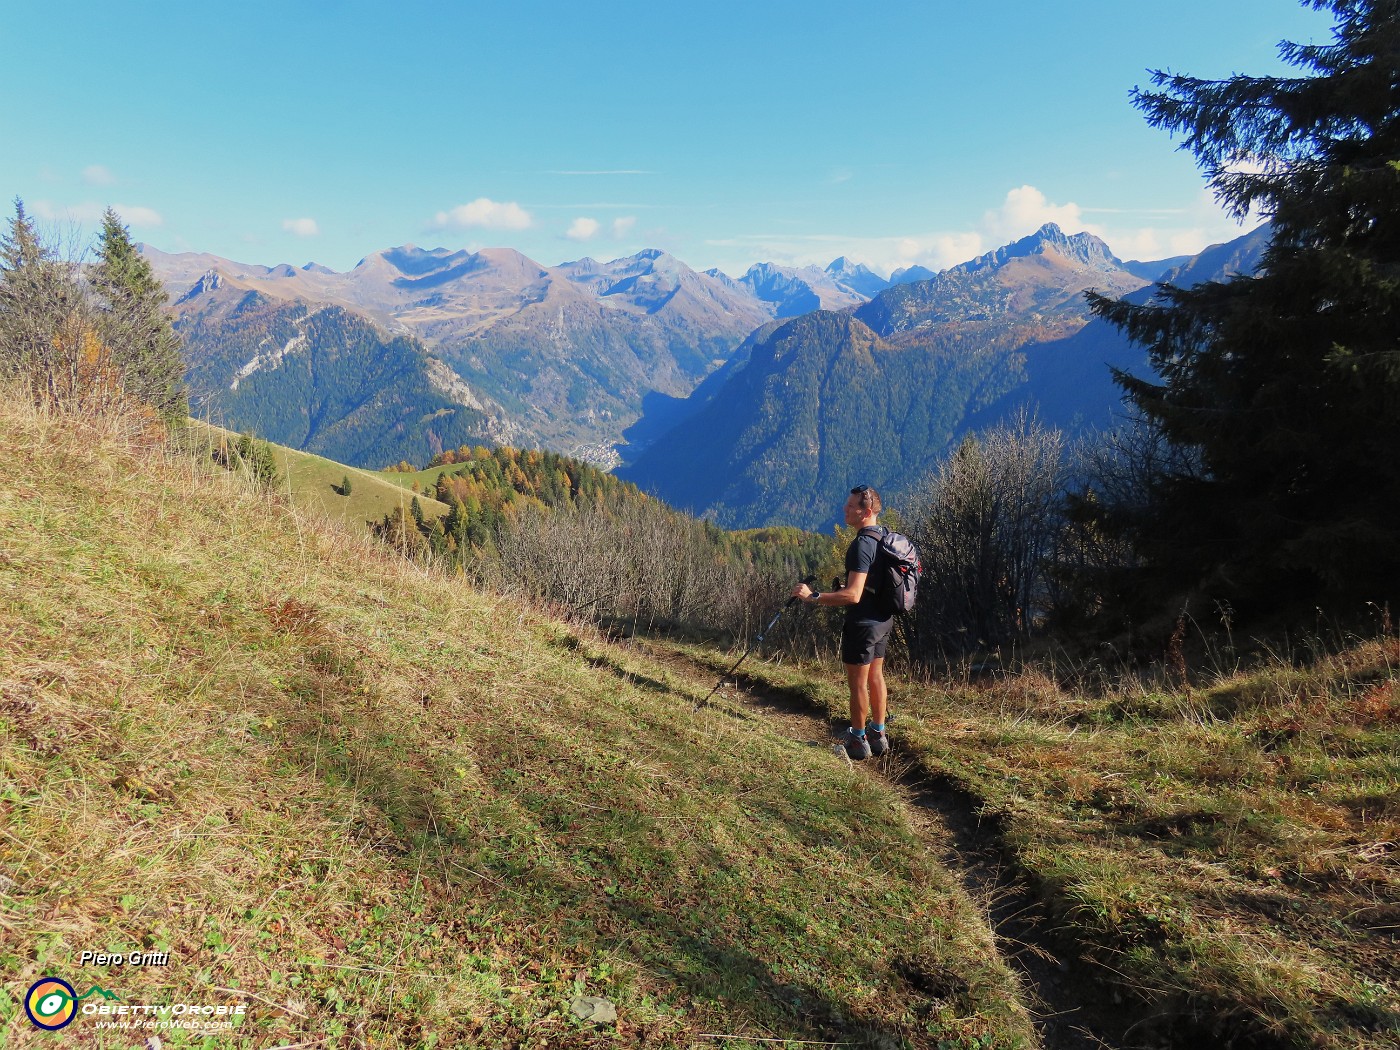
[683,655,1153,1050]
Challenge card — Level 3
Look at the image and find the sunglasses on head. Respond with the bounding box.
[851,485,870,495]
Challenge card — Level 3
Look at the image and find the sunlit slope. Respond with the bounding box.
[687,641,1400,1050]
[0,400,1033,1048]
[185,418,449,532]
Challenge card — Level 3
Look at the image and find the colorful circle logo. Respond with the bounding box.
[25,977,78,1030]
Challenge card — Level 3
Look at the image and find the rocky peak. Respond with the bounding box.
[959,223,1123,276]
[177,270,224,303]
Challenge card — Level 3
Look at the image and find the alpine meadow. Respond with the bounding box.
[1,2,1397,1049]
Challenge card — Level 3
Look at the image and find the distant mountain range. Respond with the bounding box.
[710,258,889,317]
[148,243,928,466]
[149,244,776,463]
[616,223,1270,530]
[144,226,1243,510]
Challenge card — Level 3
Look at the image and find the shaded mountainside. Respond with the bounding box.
[620,224,1270,529]
[619,311,1029,529]
[962,224,1273,434]
[617,318,786,462]
[175,280,505,469]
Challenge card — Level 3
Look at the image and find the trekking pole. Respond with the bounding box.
[694,576,816,712]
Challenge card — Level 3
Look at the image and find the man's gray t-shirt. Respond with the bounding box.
[845,527,891,626]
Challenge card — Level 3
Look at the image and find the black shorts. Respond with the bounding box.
[841,618,894,666]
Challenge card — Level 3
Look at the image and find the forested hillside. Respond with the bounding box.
[372,441,830,636]
[175,283,503,468]
[621,310,1025,528]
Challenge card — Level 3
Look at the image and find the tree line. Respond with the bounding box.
[886,0,1400,669]
[371,446,829,641]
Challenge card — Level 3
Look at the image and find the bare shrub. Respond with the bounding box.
[904,411,1068,662]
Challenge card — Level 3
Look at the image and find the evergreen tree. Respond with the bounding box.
[228,431,279,489]
[428,517,448,559]
[91,208,188,422]
[340,474,353,497]
[1088,0,1400,614]
[0,198,86,395]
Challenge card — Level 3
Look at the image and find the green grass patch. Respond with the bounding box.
[181,418,450,533]
[703,635,1400,1049]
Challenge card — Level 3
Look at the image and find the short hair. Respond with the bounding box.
[850,484,881,515]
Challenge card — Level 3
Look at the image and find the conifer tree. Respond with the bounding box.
[0,198,85,393]
[229,431,279,489]
[91,208,188,423]
[1088,0,1400,613]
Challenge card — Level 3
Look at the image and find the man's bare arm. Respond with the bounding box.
[792,571,867,607]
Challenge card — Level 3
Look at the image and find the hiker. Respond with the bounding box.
[791,484,891,760]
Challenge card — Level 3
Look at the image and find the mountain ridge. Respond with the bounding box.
[619,224,1271,529]
[145,229,1211,474]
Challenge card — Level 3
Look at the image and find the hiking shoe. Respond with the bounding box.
[868,728,890,757]
[844,728,872,761]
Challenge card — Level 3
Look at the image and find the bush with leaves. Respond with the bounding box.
[213,432,280,490]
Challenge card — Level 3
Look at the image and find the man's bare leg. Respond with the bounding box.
[844,662,869,730]
[867,657,887,728]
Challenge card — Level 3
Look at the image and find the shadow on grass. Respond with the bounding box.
[269,654,932,1046]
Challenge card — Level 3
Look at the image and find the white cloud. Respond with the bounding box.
[611,216,636,239]
[282,217,320,237]
[982,185,1087,240]
[30,200,162,226]
[1085,188,1260,262]
[82,165,115,186]
[565,217,600,241]
[895,232,985,273]
[432,198,533,231]
[115,204,163,227]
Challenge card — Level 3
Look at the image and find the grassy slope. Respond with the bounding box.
[675,642,1400,1049]
[184,419,450,533]
[0,402,1033,1049]
[377,462,467,494]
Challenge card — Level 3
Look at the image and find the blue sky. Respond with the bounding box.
[2,1,1331,277]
